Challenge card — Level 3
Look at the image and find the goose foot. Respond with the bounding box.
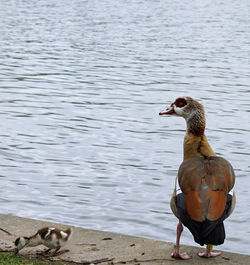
[198,251,221,258]
[171,248,192,260]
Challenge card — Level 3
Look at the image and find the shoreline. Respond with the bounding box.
[0,214,249,264]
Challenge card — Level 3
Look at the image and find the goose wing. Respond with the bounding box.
[178,156,235,221]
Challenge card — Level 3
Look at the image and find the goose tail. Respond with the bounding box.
[176,193,233,246]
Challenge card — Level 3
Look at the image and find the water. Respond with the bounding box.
[0,0,249,255]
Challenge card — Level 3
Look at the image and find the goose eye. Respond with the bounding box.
[175,98,187,108]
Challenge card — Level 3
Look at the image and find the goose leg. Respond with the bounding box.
[198,244,221,258]
[171,221,192,260]
[51,246,61,256]
[44,248,51,254]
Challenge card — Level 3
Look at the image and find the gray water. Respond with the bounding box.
[0,0,249,255]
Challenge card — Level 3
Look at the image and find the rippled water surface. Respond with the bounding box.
[0,0,249,255]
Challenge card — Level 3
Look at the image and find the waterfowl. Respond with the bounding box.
[14,227,72,255]
[159,97,236,259]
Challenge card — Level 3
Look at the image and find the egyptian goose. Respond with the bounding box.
[159,97,236,259]
[14,227,72,255]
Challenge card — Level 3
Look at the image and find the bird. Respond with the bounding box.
[14,227,72,255]
[159,96,236,259]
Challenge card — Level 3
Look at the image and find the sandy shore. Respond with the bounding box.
[0,214,249,265]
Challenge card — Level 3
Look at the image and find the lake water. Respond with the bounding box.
[0,0,249,255]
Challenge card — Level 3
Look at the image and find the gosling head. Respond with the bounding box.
[14,236,28,254]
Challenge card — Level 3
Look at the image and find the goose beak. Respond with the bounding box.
[159,106,175,115]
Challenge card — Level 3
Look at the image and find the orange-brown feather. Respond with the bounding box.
[185,191,206,221]
[178,156,235,222]
[206,190,227,221]
[185,190,227,221]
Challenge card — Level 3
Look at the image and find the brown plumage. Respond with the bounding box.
[178,156,235,221]
[14,227,72,255]
[159,96,236,259]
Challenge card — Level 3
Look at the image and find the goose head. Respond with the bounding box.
[159,97,206,136]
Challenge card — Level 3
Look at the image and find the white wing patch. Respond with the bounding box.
[44,228,55,239]
[60,231,67,239]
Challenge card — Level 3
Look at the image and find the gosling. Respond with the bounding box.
[14,227,72,255]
